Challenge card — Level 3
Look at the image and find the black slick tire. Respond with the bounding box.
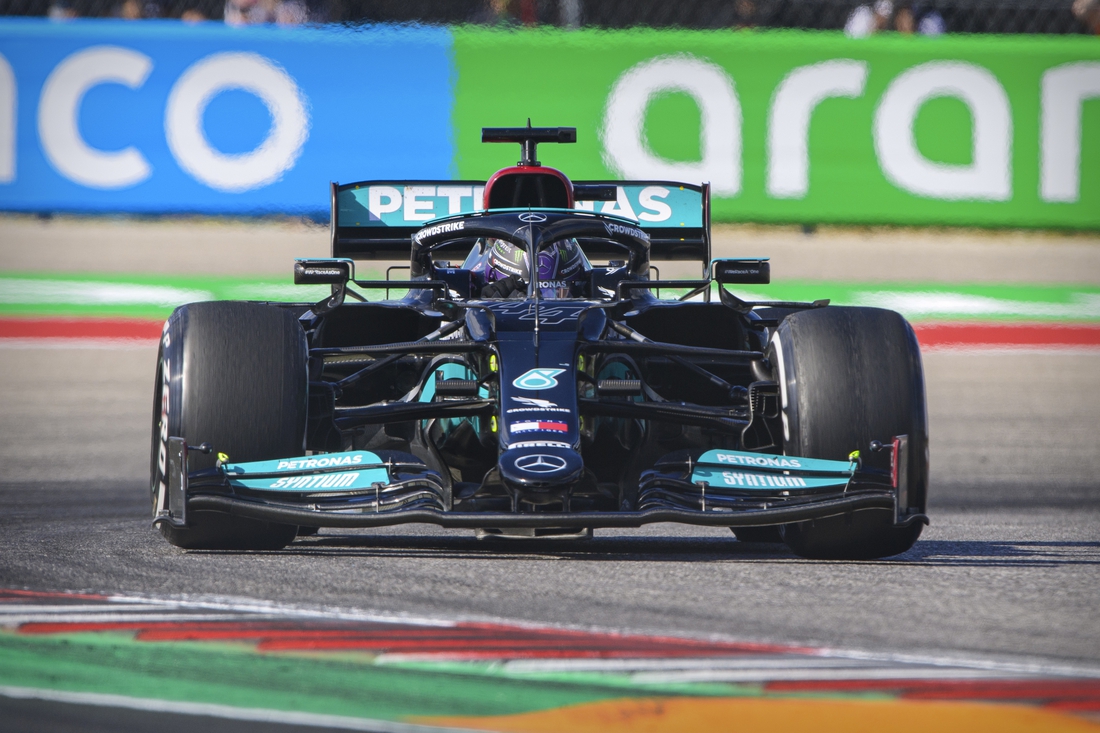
[150,301,306,550]
[770,307,928,560]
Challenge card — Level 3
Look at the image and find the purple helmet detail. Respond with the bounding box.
[482,238,589,297]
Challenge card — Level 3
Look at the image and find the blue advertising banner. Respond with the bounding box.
[0,19,454,215]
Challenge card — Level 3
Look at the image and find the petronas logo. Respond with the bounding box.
[512,369,566,390]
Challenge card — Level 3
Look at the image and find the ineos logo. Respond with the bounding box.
[518,212,548,222]
[514,454,567,473]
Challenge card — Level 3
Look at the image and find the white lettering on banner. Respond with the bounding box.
[269,472,361,489]
[602,54,741,197]
[275,454,364,470]
[165,52,309,192]
[404,185,436,221]
[0,53,14,183]
[414,219,465,244]
[600,185,638,219]
[38,46,153,189]
[768,60,868,199]
[575,186,670,221]
[437,185,473,214]
[604,221,648,241]
[713,453,803,468]
[873,61,1011,201]
[1040,62,1100,203]
[637,186,672,221]
[721,471,808,488]
[369,185,402,219]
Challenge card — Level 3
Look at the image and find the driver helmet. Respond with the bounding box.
[484,238,589,298]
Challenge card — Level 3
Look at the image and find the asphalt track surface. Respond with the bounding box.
[1,219,1099,731]
[1,341,1098,666]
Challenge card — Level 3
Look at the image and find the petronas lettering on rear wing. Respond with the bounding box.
[330,180,710,265]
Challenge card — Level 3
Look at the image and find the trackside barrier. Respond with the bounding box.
[1,19,1097,228]
[0,19,453,215]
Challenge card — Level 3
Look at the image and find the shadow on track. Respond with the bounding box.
[187,535,1100,568]
[900,539,1100,567]
[188,532,799,563]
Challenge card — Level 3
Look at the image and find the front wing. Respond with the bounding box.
[154,439,926,532]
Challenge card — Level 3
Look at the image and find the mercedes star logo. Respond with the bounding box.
[518,212,548,223]
[514,453,568,473]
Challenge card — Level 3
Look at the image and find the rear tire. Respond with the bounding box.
[150,301,306,550]
[771,307,928,560]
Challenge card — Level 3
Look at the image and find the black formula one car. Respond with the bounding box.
[151,126,928,559]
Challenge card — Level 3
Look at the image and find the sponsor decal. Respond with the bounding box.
[514,454,568,473]
[483,301,586,324]
[275,454,364,471]
[518,212,547,222]
[510,421,569,433]
[603,221,650,242]
[518,304,589,325]
[508,396,570,414]
[303,267,344,278]
[492,260,526,278]
[538,280,574,290]
[413,219,465,244]
[713,452,803,468]
[269,472,362,489]
[510,440,572,449]
[155,328,171,504]
[513,368,566,390]
[721,471,808,488]
[512,396,558,408]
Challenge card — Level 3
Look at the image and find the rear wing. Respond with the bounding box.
[330,180,710,263]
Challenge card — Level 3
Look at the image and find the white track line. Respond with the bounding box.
[0,686,478,733]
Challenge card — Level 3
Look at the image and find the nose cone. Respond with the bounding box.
[499,445,584,489]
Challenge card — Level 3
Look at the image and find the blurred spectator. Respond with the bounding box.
[846,0,945,36]
[516,0,537,24]
[275,0,307,24]
[845,0,892,36]
[735,0,756,27]
[108,0,162,18]
[225,0,276,24]
[47,0,78,19]
[180,8,206,20]
[917,8,945,34]
[470,0,518,25]
[895,1,915,32]
[1074,0,1100,33]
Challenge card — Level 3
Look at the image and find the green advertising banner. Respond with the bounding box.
[453,29,1100,229]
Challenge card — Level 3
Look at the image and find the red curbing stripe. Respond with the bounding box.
[913,322,1100,349]
[4,317,1097,350]
[1046,700,1100,712]
[0,317,163,341]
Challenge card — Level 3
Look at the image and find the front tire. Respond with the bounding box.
[771,307,928,560]
[150,301,306,550]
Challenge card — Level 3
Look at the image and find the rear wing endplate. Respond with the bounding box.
[330,180,710,263]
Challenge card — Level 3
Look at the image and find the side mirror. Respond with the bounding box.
[294,258,353,285]
[712,258,770,285]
